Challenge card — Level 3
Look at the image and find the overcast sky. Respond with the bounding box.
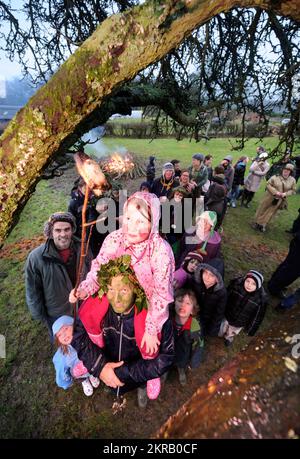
[0,0,27,81]
[0,54,22,80]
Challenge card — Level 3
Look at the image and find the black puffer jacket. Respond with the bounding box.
[72,305,175,395]
[186,258,227,337]
[225,277,267,336]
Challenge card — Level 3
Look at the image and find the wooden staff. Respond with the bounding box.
[83,215,107,227]
[73,185,90,318]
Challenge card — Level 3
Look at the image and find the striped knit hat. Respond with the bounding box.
[162,162,175,173]
[182,251,203,267]
[245,270,264,290]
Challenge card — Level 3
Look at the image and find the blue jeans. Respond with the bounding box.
[279,288,300,309]
[230,185,240,205]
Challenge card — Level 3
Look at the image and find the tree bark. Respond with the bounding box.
[0,0,299,244]
[155,306,300,439]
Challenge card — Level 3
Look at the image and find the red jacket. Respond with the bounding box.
[79,295,160,358]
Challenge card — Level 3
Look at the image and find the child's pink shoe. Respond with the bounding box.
[146,377,161,400]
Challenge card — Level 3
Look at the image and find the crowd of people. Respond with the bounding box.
[25,146,300,408]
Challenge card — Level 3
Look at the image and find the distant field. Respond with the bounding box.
[87,136,282,166]
[7,136,298,252]
[85,136,299,251]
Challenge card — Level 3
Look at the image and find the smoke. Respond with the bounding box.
[82,126,128,158]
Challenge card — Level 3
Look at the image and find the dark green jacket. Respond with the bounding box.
[25,238,93,320]
[188,164,208,188]
[173,316,204,369]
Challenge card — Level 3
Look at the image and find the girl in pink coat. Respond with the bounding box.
[69,191,175,400]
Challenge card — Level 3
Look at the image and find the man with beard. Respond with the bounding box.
[25,212,92,341]
[72,257,174,408]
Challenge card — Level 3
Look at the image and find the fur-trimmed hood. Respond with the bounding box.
[194,258,224,292]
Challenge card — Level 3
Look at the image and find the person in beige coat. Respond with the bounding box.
[253,163,296,232]
[241,153,270,207]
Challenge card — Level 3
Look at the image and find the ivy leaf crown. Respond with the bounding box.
[97,254,148,314]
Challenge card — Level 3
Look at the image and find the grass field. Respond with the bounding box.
[92,136,299,250]
[0,136,299,438]
[87,136,281,165]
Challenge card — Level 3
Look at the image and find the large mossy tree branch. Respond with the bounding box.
[108,83,211,126]
[0,0,299,244]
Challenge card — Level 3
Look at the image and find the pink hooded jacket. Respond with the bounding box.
[79,192,175,336]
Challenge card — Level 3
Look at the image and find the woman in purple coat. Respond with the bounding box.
[173,252,203,289]
[176,211,222,270]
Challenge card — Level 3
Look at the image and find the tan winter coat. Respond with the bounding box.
[255,174,296,227]
[244,160,270,192]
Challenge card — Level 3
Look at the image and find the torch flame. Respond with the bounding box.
[74,151,109,196]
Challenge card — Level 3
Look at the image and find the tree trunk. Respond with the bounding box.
[156,306,300,439]
[0,0,299,244]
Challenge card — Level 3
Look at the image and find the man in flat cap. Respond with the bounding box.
[25,212,93,341]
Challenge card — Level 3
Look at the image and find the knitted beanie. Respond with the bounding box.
[182,251,203,271]
[44,212,77,238]
[52,315,74,336]
[193,153,204,161]
[162,162,175,173]
[223,155,233,162]
[245,270,264,290]
[184,251,203,263]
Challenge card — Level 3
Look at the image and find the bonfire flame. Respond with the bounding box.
[74,151,110,196]
[102,152,135,179]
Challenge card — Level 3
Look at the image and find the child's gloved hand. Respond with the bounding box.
[69,287,88,304]
[141,331,160,355]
